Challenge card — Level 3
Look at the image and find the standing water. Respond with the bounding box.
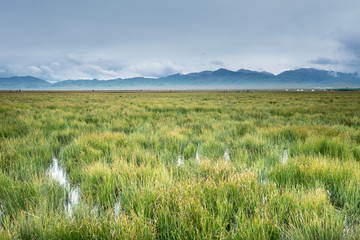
[281,149,289,165]
[90,205,99,218]
[177,155,183,166]
[64,186,80,217]
[0,203,4,227]
[343,225,350,238]
[47,157,81,217]
[163,162,166,173]
[224,148,230,161]
[196,149,200,163]
[260,171,267,186]
[47,158,67,187]
[114,201,121,218]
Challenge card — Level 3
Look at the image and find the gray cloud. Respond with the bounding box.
[309,33,360,73]
[210,60,224,66]
[310,58,339,65]
[337,34,360,71]
[0,0,360,79]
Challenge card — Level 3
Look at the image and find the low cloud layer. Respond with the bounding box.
[310,58,340,66]
[0,0,359,80]
[309,33,360,72]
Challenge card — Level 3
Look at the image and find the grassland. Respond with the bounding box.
[0,91,360,239]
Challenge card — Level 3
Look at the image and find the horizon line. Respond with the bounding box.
[1,67,359,82]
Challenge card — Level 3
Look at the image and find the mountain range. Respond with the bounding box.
[0,68,359,90]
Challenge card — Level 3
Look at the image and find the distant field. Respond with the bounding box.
[1,91,360,239]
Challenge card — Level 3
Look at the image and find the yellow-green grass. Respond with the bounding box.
[0,91,360,239]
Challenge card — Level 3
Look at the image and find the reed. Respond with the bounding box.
[0,91,359,239]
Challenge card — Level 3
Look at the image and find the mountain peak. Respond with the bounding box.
[214,68,233,73]
[237,69,256,73]
[0,76,51,89]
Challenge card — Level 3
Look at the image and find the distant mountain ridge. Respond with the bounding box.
[0,76,52,89]
[0,68,359,90]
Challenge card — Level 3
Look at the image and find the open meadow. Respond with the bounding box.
[1,91,360,239]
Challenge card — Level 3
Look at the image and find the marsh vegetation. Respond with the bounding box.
[0,91,360,239]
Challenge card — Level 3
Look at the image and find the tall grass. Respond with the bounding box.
[0,91,360,239]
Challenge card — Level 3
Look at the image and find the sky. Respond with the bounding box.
[0,0,359,81]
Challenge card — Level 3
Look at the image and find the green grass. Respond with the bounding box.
[0,91,360,239]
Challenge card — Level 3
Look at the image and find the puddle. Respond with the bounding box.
[64,186,80,217]
[47,158,68,187]
[196,150,200,163]
[0,204,3,227]
[343,225,350,238]
[260,171,267,217]
[262,194,266,205]
[90,205,99,217]
[224,148,230,161]
[114,201,121,218]
[177,155,183,166]
[327,190,331,197]
[47,157,81,217]
[47,157,123,219]
[46,157,128,219]
[260,171,267,186]
[281,149,288,165]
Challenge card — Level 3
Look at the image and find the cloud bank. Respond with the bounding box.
[0,0,359,80]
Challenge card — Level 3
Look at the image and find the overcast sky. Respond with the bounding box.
[0,0,359,80]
